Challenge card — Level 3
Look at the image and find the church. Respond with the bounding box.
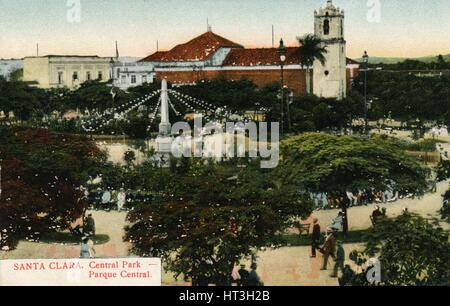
[141,0,359,99]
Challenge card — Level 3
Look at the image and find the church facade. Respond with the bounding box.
[141,0,359,99]
[313,0,348,99]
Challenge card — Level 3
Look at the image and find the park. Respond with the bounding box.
[1,65,449,285]
[0,0,449,287]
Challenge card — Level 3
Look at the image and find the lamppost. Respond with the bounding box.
[362,51,369,134]
[278,39,287,136]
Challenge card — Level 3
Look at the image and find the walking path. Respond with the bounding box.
[1,180,448,285]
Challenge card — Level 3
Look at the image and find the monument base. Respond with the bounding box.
[155,136,173,167]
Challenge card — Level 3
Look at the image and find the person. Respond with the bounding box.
[101,188,112,211]
[80,237,95,258]
[237,264,249,286]
[92,187,103,210]
[320,228,336,271]
[70,225,84,238]
[371,205,384,225]
[346,192,357,207]
[247,263,264,286]
[117,188,126,212]
[83,214,96,236]
[330,240,345,278]
[311,218,321,258]
[329,211,344,232]
[231,263,241,285]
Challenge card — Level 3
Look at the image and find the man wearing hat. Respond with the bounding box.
[320,228,336,270]
[311,218,321,258]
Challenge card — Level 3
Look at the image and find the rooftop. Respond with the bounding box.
[223,47,302,66]
[140,31,359,68]
[140,31,243,62]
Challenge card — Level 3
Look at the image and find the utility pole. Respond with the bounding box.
[272,25,274,48]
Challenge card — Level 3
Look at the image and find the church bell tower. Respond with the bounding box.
[313,0,347,100]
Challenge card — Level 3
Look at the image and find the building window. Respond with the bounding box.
[73,72,78,81]
[58,72,64,85]
[86,72,91,81]
[323,19,330,35]
[131,75,137,84]
[121,75,127,84]
[142,75,147,83]
[98,71,103,80]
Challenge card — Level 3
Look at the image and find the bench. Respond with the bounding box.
[294,221,311,236]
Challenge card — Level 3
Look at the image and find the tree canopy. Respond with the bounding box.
[340,214,450,286]
[280,133,430,232]
[124,158,314,285]
[353,71,450,125]
[0,126,105,249]
[280,133,430,195]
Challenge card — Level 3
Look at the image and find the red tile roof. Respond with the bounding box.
[140,31,360,68]
[140,31,243,62]
[222,47,302,66]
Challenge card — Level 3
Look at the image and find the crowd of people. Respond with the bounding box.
[84,187,153,211]
[231,263,264,286]
[311,190,409,211]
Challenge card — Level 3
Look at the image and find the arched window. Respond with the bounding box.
[323,19,330,35]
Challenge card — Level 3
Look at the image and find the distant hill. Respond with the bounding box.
[354,54,450,64]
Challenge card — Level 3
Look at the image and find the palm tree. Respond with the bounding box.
[297,34,327,95]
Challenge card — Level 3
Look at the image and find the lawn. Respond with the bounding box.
[38,232,110,245]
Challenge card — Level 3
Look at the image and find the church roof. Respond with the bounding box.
[140,31,243,62]
[222,47,302,66]
[140,31,359,68]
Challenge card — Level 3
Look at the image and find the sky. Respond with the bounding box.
[0,0,449,59]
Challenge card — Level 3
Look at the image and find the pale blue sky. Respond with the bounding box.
[0,0,449,59]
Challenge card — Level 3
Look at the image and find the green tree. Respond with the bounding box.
[353,71,450,125]
[124,159,313,285]
[0,126,105,249]
[9,68,23,82]
[297,34,327,95]
[0,77,42,121]
[123,113,150,139]
[436,55,447,70]
[340,214,450,286]
[124,150,136,167]
[280,133,430,233]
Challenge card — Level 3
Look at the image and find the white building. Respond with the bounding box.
[0,59,23,80]
[112,60,155,90]
[23,55,112,90]
[313,0,347,100]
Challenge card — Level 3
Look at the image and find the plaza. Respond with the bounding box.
[2,178,447,286]
[1,0,449,288]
